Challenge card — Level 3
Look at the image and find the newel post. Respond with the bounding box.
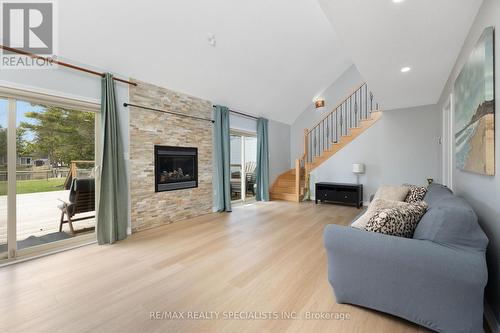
[303,128,309,162]
[303,128,311,201]
[295,159,300,202]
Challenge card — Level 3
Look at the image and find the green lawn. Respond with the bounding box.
[0,178,66,196]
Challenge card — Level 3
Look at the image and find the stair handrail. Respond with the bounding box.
[303,82,379,164]
[308,82,366,132]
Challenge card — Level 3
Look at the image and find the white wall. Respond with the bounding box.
[0,63,132,233]
[437,0,500,325]
[268,119,291,184]
[310,105,441,203]
[290,65,364,166]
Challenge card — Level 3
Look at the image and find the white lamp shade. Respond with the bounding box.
[352,163,365,174]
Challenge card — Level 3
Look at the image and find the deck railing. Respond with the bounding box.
[0,169,69,181]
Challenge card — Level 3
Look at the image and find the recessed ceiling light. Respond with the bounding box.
[400,66,411,73]
[392,0,405,3]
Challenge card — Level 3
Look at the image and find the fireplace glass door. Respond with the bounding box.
[155,146,198,192]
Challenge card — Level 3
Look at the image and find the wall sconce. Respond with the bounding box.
[315,99,325,109]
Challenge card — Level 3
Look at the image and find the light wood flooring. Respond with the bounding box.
[0,201,430,333]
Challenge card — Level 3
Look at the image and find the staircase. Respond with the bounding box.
[270,82,382,202]
[270,163,306,202]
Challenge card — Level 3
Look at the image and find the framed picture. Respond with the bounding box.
[454,26,495,176]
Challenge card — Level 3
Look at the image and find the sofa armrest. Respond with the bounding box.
[324,224,487,333]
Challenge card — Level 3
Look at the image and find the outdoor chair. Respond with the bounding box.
[245,162,257,196]
[58,178,95,235]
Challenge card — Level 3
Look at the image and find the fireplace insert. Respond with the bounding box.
[154,146,198,192]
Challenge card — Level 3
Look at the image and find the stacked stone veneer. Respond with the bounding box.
[129,79,213,232]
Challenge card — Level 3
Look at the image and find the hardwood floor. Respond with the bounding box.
[0,201,429,333]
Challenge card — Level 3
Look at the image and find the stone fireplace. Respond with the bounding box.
[129,79,213,232]
[155,145,198,192]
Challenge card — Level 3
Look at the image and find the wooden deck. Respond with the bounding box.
[0,190,95,246]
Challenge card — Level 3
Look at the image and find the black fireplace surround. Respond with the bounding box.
[154,145,198,192]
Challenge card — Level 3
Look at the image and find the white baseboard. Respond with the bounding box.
[485,302,500,333]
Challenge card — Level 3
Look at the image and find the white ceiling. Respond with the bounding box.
[318,0,483,110]
[57,0,352,124]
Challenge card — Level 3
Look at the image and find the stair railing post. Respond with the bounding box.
[300,82,379,187]
[370,92,374,114]
[295,158,300,202]
[303,129,309,163]
[354,91,358,127]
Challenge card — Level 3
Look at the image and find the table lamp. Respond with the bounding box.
[352,163,365,184]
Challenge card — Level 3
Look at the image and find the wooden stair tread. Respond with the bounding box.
[271,188,296,194]
[270,192,300,202]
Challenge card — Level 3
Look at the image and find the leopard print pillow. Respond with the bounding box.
[403,184,427,203]
[364,201,428,238]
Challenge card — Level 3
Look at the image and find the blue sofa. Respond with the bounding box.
[324,184,488,333]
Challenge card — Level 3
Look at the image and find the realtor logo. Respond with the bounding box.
[1,0,57,68]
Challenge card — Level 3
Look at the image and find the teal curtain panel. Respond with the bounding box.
[97,73,128,244]
[213,105,232,212]
[256,118,269,201]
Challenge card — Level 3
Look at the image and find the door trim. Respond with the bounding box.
[0,83,100,112]
[7,98,16,259]
[441,94,453,190]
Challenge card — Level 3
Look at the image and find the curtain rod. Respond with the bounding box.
[0,44,137,86]
[123,103,214,123]
[213,105,259,120]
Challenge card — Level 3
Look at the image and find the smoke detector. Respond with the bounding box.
[207,33,216,47]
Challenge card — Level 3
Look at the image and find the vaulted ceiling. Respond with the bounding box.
[318,0,483,111]
[57,0,484,123]
[58,0,352,124]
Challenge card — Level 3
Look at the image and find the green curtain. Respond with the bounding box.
[213,105,232,212]
[256,118,269,201]
[97,73,128,244]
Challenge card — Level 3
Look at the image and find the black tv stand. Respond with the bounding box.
[315,182,363,208]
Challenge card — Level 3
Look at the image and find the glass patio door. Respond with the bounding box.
[230,131,257,203]
[0,92,99,260]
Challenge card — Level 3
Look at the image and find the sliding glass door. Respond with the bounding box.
[230,131,257,203]
[0,92,99,260]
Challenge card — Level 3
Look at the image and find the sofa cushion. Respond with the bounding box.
[373,186,409,201]
[365,201,428,238]
[404,184,427,203]
[423,183,453,207]
[413,196,489,250]
[352,198,414,229]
